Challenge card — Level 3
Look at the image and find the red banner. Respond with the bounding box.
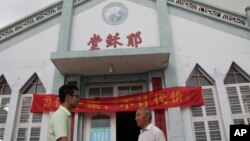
[30,87,204,113]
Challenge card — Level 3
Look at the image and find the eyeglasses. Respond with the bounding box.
[70,92,79,98]
[71,94,79,97]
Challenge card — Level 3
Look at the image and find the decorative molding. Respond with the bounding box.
[0,2,62,42]
[167,0,248,28]
[0,0,249,42]
[0,0,85,42]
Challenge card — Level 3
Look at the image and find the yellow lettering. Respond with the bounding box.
[171,91,182,103]
[154,93,166,105]
[120,98,134,109]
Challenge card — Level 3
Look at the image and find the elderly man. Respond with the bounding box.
[135,107,166,141]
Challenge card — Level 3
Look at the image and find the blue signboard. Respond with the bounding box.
[90,127,111,141]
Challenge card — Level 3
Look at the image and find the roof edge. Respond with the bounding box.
[167,0,249,30]
[0,0,88,43]
[0,0,249,43]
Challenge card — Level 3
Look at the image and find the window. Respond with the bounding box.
[118,84,143,96]
[87,83,145,98]
[0,76,11,140]
[90,115,111,141]
[15,73,45,141]
[224,63,250,124]
[224,64,249,84]
[186,64,223,141]
[89,87,113,99]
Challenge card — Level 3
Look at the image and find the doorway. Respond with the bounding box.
[116,112,140,141]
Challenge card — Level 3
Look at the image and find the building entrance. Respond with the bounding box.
[116,112,140,141]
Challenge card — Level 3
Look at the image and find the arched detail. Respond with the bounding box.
[186,64,214,86]
[14,73,44,140]
[20,73,46,94]
[224,62,250,84]
[0,75,12,95]
[224,62,250,125]
[186,64,223,141]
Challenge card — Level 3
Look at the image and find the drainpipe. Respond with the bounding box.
[245,6,250,27]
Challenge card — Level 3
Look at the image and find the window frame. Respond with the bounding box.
[14,74,45,141]
[186,65,224,141]
[225,83,250,124]
[15,94,42,141]
[191,86,224,141]
[0,76,11,140]
[84,82,146,141]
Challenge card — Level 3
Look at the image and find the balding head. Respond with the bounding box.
[135,107,152,129]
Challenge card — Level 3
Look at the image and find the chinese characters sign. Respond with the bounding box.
[87,31,142,50]
[30,87,204,113]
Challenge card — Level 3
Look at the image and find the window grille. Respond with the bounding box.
[233,119,244,125]
[208,121,221,140]
[194,121,207,141]
[0,128,4,140]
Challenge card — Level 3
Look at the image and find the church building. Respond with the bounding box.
[0,0,250,141]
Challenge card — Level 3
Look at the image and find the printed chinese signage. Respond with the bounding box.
[87,31,142,50]
[30,87,204,113]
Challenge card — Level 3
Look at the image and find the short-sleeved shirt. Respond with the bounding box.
[48,106,71,141]
[138,123,166,141]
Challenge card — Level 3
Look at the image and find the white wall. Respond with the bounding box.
[70,0,160,51]
[169,14,250,84]
[0,23,60,140]
[0,25,59,91]
[169,14,250,140]
[1,1,249,140]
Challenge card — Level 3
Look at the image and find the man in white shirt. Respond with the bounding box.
[48,84,80,141]
[135,107,166,141]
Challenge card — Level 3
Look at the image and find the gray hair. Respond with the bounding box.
[139,107,152,122]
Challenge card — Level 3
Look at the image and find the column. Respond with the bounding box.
[245,6,250,27]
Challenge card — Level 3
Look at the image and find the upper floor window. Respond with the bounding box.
[89,86,113,99]
[87,83,145,99]
[22,75,45,94]
[117,84,143,96]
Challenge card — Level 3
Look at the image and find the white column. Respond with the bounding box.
[213,68,232,141]
[245,6,250,27]
[3,89,20,141]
